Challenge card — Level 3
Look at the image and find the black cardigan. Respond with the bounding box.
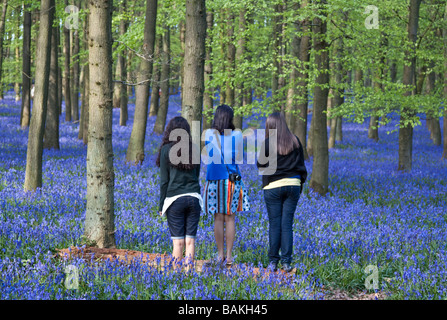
[159,143,201,211]
[256,136,307,190]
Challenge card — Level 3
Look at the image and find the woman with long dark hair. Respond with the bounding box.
[156,116,202,268]
[257,112,307,272]
[203,105,250,267]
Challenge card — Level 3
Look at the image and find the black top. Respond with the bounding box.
[256,135,307,190]
[159,143,201,211]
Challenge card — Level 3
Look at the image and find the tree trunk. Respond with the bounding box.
[179,19,185,104]
[20,4,32,129]
[149,35,162,117]
[14,8,21,102]
[398,0,421,171]
[425,68,441,145]
[119,0,128,126]
[154,25,170,134]
[234,9,246,130]
[202,10,214,131]
[225,9,236,111]
[85,0,116,249]
[329,37,343,149]
[71,3,80,122]
[24,0,54,192]
[181,0,206,132]
[271,2,284,112]
[78,4,88,141]
[0,0,7,99]
[64,0,72,122]
[44,25,60,150]
[125,0,158,165]
[309,0,329,196]
[57,27,63,114]
[293,0,310,160]
[285,2,300,132]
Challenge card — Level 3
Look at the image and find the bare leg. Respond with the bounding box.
[184,237,195,271]
[224,214,236,263]
[214,213,225,261]
[172,239,185,269]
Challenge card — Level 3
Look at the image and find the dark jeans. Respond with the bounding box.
[264,186,301,265]
[166,196,201,240]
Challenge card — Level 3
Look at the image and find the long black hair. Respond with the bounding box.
[265,112,299,155]
[156,116,196,171]
[212,104,235,135]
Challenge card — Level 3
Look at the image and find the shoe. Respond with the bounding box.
[281,263,293,273]
[267,262,278,272]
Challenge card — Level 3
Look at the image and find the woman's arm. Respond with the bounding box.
[159,146,170,212]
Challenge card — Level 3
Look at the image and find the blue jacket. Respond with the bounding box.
[204,129,242,181]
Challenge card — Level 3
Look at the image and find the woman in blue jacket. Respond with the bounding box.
[203,105,250,266]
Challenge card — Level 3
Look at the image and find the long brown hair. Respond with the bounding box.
[265,112,299,155]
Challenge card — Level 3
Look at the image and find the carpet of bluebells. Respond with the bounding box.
[0,89,446,300]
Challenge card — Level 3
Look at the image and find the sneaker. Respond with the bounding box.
[281,263,293,273]
[267,262,278,272]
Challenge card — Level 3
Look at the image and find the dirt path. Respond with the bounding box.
[55,246,387,300]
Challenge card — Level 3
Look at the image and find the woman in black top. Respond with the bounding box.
[156,116,202,268]
[257,112,307,272]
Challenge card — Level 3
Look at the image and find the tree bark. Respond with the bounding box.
[64,0,72,122]
[24,0,54,192]
[309,0,329,196]
[43,24,60,150]
[329,37,343,149]
[149,35,162,117]
[293,0,310,160]
[125,0,158,165]
[425,68,441,145]
[234,9,246,130]
[84,0,116,249]
[154,25,170,134]
[20,4,32,129]
[225,9,236,113]
[203,10,214,131]
[398,0,421,171]
[71,1,80,122]
[0,0,8,99]
[181,0,206,131]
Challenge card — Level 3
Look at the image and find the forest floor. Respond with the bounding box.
[56,246,386,300]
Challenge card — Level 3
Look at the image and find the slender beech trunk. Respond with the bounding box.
[14,8,21,102]
[149,35,162,117]
[85,0,116,249]
[126,0,158,165]
[398,0,421,171]
[20,4,32,129]
[57,27,63,114]
[71,21,80,122]
[293,0,310,160]
[44,25,60,150]
[309,0,329,196]
[119,0,128,125]
[154,25,170,134]
[426,68,441,145]
[179,20,185,104]
[24,0,54,192]
[203,10,214,131]
[225,9,236,112]
[271,2,284,111]
[328,37,343,149]
[285,1,300,131]
[78,5,89,141]
[64,0,72,122]
[181,0,206,132]
[0,0,7,98]
[233,9,246,130]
